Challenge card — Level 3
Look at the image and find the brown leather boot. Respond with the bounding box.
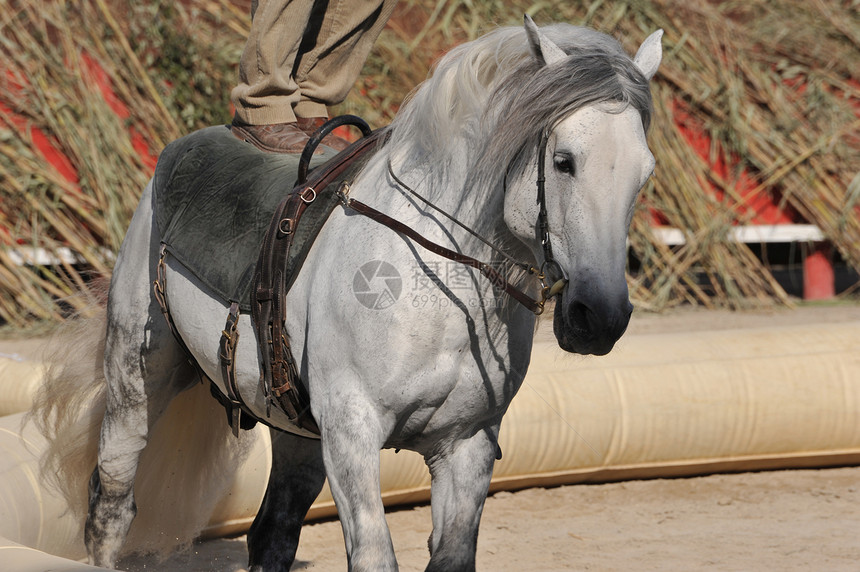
[231,120,310,154]
[296,117,352,152]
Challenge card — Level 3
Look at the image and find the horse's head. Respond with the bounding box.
[503,17,663,356]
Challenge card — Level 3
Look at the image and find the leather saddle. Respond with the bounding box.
[151,119,386,436]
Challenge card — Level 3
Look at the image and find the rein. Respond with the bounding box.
[337,135,568,315]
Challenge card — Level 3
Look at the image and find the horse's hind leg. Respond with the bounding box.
[85,181,195,567]
[247,429,326,571]
[86,339,192,567]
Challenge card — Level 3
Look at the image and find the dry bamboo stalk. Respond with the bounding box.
[0,0,857,326]
[90,0,175,145]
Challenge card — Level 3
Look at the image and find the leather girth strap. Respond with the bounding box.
[155,245,260,437]
[218,302,257,435]
[252,130,387,436]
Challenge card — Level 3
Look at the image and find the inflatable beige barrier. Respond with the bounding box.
[1,320,859,569]
[314,320,860,515]
[0,399,273,570]
[0,356,44,417]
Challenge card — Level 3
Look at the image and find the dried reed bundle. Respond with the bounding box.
[0,0,239,326]
[0,0,857,327]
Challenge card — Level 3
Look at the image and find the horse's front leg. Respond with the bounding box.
[247,428,326,572]
[424,425,499,572]
[318,396,396,571]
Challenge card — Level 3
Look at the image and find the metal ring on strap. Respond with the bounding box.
[297,115,373,185]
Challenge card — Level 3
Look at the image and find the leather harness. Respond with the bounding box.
[153,122,383,437]
[154,119,566,438]
[249,128,385,435]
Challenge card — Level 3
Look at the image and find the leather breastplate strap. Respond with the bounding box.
[252,130,387,435]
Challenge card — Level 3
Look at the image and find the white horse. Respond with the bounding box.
[34,15,661,571]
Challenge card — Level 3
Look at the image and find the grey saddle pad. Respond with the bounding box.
[152,125,338,311]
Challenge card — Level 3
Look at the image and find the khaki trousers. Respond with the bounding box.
[231,0,398,125]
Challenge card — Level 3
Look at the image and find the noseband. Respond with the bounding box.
[339,133,568,314]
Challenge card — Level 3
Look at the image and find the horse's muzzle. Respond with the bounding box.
[553,294,632,356]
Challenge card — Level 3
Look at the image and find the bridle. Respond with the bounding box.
[535,130,567,292]
[337,132,568,315]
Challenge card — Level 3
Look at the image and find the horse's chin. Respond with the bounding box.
[552,296,632,356]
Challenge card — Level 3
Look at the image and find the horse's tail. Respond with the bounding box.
[28,305,109,520]
[29,302,262,558]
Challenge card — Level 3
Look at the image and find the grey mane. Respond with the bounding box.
[367,22,653,200]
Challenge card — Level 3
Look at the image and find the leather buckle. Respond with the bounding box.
[335,181,351,205]
[278,217,294,235]
[300,187,316,204]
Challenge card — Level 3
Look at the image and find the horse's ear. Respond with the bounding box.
[633,29,663,81]
[524,14,567,67]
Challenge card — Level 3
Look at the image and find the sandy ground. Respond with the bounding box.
[4,303,860,571]
[120,467,860,571]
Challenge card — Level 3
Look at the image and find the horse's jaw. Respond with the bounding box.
[551,288,633,356]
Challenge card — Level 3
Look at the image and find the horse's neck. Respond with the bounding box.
[373,140,511,249]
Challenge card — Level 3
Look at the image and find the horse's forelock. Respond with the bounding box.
[474,34,654,197]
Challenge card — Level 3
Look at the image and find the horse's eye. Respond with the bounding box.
[553,153,575,176]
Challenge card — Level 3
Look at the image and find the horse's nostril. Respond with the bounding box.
[569,301,592,334]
